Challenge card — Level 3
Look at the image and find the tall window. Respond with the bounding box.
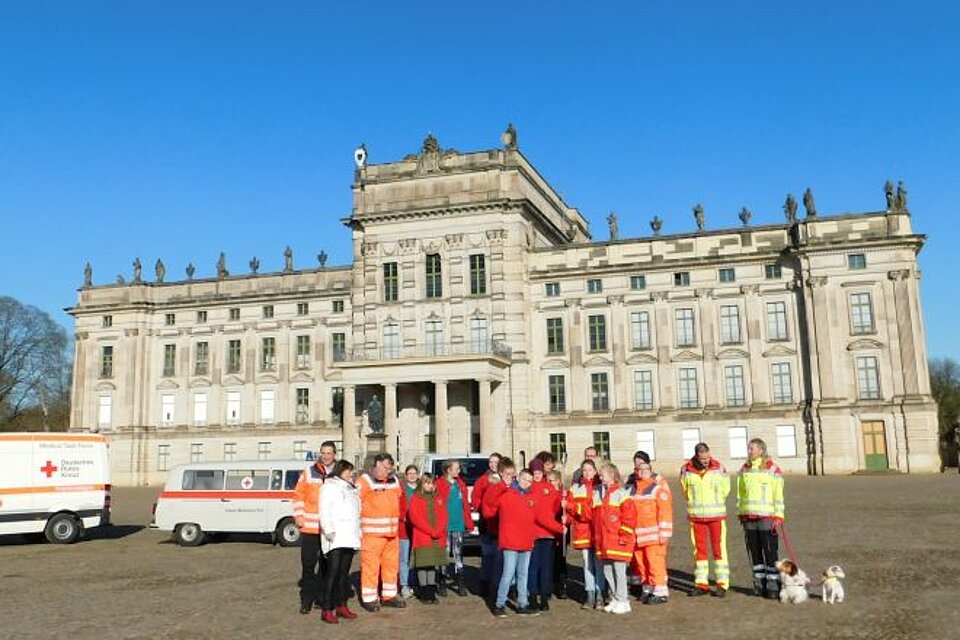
[383,323,401,358]
[100,346,114,378]
[98,396,112,428]
[678,368,699,408]
[223,442,237,461]
[633,370,654,410]
[776,425,797,457]
[469,317,488,353]
[163,344,176,377]
[296,302,309,316]
[588,315,607,352]
[848,253,867,270]
[332,299,344,313]
[165,313,176,326]
[260,389,275,425]
[771,362,793,404]
[548,375,566,413]
[193,392,207,426]
[262,305,274,319]
[332,332,346,361]
[190,443,203,463]
[425,320,444,356]
[161,394,175,426]
[724,365,746,407]
[546,318,564,355]
[630,275,647,290]
[469,254,487,295]
[296,335,311,369]
[719,305,742,344]
[681,428,701,458]
[197,310,207,323]
[593,432,611,460]
[296,388,310,424]
[766,301,788,341]
[195,342,209,376]
[229,307,240,321]
[590,372,609,411]
[158,444,170,471]
[675,308,696,347]
[630,311,651,350]
[258,442,271,461]
[293,440,307,459]
[674,272,690,286]
[857,356,881,399]
[226,391,241,426]
[227,339,241,374]
[102,315,113,328]
[728,427,748,459]
[636,430,656,460]
[425,253,442,298]
[587,279,603,294]
[261,337,276,371]
[383,262,399,302]
[545,282,561,297]
[718,267,736,283]
[765,263,782,279]
[850,292,875,334]
[549,433,567,461]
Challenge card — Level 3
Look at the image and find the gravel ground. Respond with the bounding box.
[2,474,959,640]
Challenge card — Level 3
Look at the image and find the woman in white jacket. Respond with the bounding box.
[319,460,362,623]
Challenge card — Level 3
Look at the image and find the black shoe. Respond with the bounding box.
[359,601,380,613]
[493,607,508,618]
[437,576,448,598]
[299,603,312,615]
[645,595,668,605]
[456,574,468,597]
[517,606,541,616]
[528,595,539,610]
[688,587,710,597]
[555,581,568,600]
[479,580,490,598]
[713,587,727,598]
[381,597,406,608]
[765,589,780,600]
[539,596,550,612]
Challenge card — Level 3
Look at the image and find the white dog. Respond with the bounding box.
[820,565,846,604]
[775,560,810,604]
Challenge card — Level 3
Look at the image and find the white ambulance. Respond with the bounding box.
[152,460,308,547]
[0,432,111,544]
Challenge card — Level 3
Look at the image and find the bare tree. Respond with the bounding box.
[930,358,960,437]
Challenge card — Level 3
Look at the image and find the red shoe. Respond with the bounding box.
[336,605,358,619]
[320,610,339,624]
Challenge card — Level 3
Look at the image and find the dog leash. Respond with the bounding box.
[775,520,800,567]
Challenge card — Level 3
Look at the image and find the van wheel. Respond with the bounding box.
[45,513,81,544]
[276,518,300,547]
[174,523,206,547]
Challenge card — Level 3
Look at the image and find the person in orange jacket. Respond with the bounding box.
[356,453,406,611]
[626,450,673,605]
[566,458,605,609]
[292,440,337,615]
[593,463,636,614]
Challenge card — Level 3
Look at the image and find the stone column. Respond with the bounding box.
[384,383,398,459]
[343,385,359,465]
[435,380,449,453]
[479,379,493,453]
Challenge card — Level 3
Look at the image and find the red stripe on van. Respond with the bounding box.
[159,490,295,500]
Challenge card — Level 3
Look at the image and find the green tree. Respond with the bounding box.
[930,358,960,437]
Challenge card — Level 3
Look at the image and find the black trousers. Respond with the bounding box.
[528,538,555,597]
[299,533,326,607]
[322,548,355,609]
[552,538,568,589]
[742,521,779,586]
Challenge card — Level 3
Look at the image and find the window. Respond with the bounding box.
[260,389,275,425]
[548,375,566,413]
[383,323,401,358]
[850,292,875,335]
[258,442,271,461]
[593,431,611,460]
[587,279,603,294]
[848,253,867,270]
[856,356,881,400]
[296,335,311,369]
[728,427,748,459]
[674,272,690,286]
[157,444,170,471]
[588,315,607,352]
[765,263,782,279]
[675,308,696,347]
[183,467,222,490]
[161,394,175,427]
[383,262,399,302]
[229,307,240,321]
[681,428,701,459]
[261,337,276,371]
[197,310,208,324]
[227,339,241,374]
[776,425,797,458]
[549,433,567,461]
[425,320,444,356]
[226,391,241,426]
[193,392,207,426]
[425,253,442,298]
[545,282,561,297]
[590,372,609,411]
[262,305,274,319]
[724,365,746,407]
[630,275,646,291]
[296,388,310,424]
[766,301,788,341]
[293,440,308,459]
[163,344,176,377]
[195,342,209,376]
[98,396,112,428]
[223,442,237,461]
[297,302,309,316]
[633,370,654,410]
[679,368,699,408]
[469,254,487,295]
[636,430,656,460]
[165,313,176,326]
[719,305,742,344]
[332,299,344,313]
[100,346,114,378]
[332,332,346,362]
[718,268,736,283]
[771,362,793,404]
[546,318,564,355]
[469,317,488,353]
[102,315,113,328]
[630,311,651,350]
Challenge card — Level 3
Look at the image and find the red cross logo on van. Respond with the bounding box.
[40,460,58,478]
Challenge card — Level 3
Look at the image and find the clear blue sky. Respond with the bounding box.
[1,2,958,359]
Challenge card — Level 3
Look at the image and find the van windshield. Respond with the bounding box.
[430,458,488,486]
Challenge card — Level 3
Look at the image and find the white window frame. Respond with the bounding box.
[776,425,798,458]
[630,311,651,350]
[383,323,401,359]
[190,443,203,463]
[157,444,170,471]
[161,394,175,427]
[97,395,112,429]
[675,308,696,347]
[728,426,748,459]
[719,305,742,344]
[678,367,699,409]
[193,392,208,427]
[258,441,271,461]
[856,356,882,400]
[766,301,788,341]
[226,390,241,426]
[469,317,488,354]
[425,320,444,356]
[260,389,275,425]
[223,442,237,461]
[724,364,746,407]
[633,369,654,411]
[635,430,656,461]
[771,362,793,404]
[681,427,701,459]
[850,292,875,335]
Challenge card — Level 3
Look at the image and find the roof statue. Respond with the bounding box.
[739,207,752,226]
[155,259,165,284]
[607,211,619,241]
[650,215,663,236]
[284,246,294,272]
[693,204,705,232]
[500,123,518,149]
[353,143,367,169]
[884,180,895,210]
[803,188,817,217]
[895,181,908,211]
[186,263,195,280]
[418,133,442,173]
[317,250,328,268]
[132,258,142,283]
[217,253,228,279]
[249,257,260,275]
[83,262,92,288]
[784,194,798,223]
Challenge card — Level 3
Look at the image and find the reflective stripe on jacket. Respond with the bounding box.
[566,480,595,550]
[736,458,785,520]
[628,474,673,546]
[679,458,730,521]
[357,473,402,537]
[591,483,636,561]
[292,464,326,534]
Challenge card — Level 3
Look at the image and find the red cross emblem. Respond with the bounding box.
[40,460,58,478]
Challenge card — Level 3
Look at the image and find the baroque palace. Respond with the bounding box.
[68,127,939,485]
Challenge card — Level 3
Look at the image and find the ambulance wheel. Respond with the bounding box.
[45,513,81,544]
[174,522,206,547]
[276,518,300,547]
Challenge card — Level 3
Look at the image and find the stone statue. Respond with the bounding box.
[501,122,518,149]
[132,258,142,283]
[283,246,293,272]
[317,250,328,268]
[116,274,125,285]
[83,262,92,288]
[186,263,195,280]
[607,211,619,241]
[895,181,908,211]
[693,204,705,232]
[739,207,752,226]
[784,194,798,223]
[884,180,895,210]
[565,222,576,241]
[249,257,260,274]
[217,253,228,279]
[422,134,440,154]
[803,188,817,217]
[155,259,165,283]
[650,215,663,236]
[367,395,384,434]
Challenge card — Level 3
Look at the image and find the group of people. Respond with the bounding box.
[290,437,787,623]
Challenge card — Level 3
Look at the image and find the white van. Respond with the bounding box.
[152,459,308,547]
[0,432,111,544]
[410,453,489,543]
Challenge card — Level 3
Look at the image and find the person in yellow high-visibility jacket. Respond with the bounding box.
[737,438,785,600]
[679,442,731,597]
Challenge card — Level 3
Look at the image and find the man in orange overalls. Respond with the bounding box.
[356,453,406,611]
[627,450,673,605]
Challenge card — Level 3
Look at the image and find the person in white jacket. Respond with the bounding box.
[318,460,362,623]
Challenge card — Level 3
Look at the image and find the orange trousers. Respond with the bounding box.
[632,543,669,597]
[360,534,399,603]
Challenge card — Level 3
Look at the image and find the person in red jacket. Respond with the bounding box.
[407,473,448,604]
[593,463,637,614]
[528,453,561,611]
[566,458,605,609]
[547,469,569,601]
[436,460,473,596]
[472,452,502,597]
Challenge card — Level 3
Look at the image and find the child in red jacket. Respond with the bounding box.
[593,463,637,614]
[407,473,448,603]
[547,469,569,601]
[566,459,605,609]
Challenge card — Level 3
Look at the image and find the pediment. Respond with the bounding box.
[847,338,884,351]
[540,358,570,371]
[716,348,750,360]
[256,373,280,385]
[222,374,245,387]
[189,377,212,388]
[156,379,180,390]
[762,344,797,358]
[626,353,659,365]
[671,350,703,362]
[94,381,116,392]
[290,371,315,383]
[583,355,614,367]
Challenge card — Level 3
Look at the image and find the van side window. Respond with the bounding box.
[270,470,283,490]
[183,470,224,490]
[284,470,302,490]
[225,469,270,490]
